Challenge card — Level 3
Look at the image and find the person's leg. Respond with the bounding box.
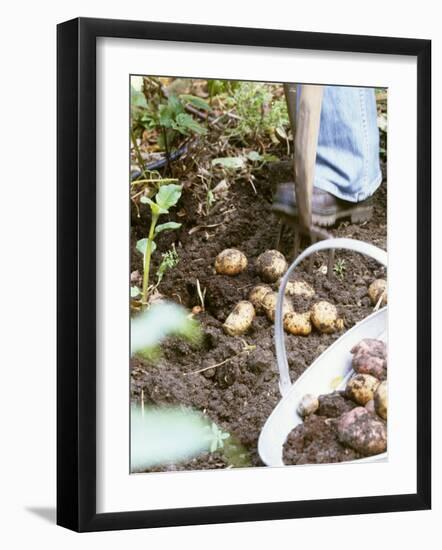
[273,85,382,225]
[314,86,382,202]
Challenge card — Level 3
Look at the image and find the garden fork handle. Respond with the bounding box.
[294,84,324,230]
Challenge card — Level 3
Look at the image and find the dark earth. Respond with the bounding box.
[130,159,387,470]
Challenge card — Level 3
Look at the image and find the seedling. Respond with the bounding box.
[156,244,179,287]
[333,258,347,279]
[136,184,183,306]
[206,423,230,453]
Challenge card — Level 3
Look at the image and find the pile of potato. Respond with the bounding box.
[295,338,388,457]
[214,248,345,337]
[214,248,387,339]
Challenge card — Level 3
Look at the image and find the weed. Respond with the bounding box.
[334,258,347,279]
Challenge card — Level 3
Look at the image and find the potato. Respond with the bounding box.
[297,393,319,417]
[284,280,315,299]
[248,285,272,314]
[346,374,380,405]
[352,353,386,379]
[223,301,255,336]
[256,249,288,283]
[283,311,312,336]
[365,399,376,415]
[261,291,293,322]
[337,407,387,456]
[351,338,387,379]
[215,248,247,276]
[368,279,387,306]
[351,338,387,359]
[310,301,338,333]
[374,380,388,420]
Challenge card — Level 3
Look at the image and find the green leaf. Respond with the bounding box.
[172,113,207,135]
[131,86,148,109]
[136,238,156,258]
[212,157,245,170]
[131,286,141,298]
[140,196,168,215]
[156,184,183,210]
[155,222,182,235]
[247,151,262,162]
[180,94,212,112]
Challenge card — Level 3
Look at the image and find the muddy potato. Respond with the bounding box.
[374,380,388,420]
[284,280,315,299]
[248,284,272,314]
[311,301,338,334]
[337,407,387,456]
[297,393,319,417]
[346,374,380,405]
[283,311,312,336]
[352,352,386,379]
[214,248,248,276]
[368,279,387,306]
[256,250,288,283]
[365,399,376,415]
[262,291,293,322]
[223,301,255,336]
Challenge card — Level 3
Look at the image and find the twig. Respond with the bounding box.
[184,340,256,376]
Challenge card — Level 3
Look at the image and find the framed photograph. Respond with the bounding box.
[57,17,431,532]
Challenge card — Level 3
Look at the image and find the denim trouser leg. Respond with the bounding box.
[298,86,382,203]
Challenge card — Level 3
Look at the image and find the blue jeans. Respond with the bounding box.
[299,86,382,203]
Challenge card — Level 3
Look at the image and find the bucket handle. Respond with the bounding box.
[275,238,387,397]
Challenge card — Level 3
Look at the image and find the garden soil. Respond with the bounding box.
[130,161,387,470]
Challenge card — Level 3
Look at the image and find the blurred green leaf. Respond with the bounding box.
[155,222,182,235]
[180,94,212,112]
[172,113,207,135]
[136,238,157,258]
[212,157,245,170]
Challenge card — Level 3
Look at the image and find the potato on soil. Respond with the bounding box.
[214,248,247,276]
[337,407,387,456]
[374,380,388,420]
[248,285,272,314]
[346,374,380,405]
[311,301,338,333]
[283,311,312,336]
[256,249,287,283]
[284,280,315,299]
[368,279,387,306]
[223,301,255,336]
[297,393,319,417]
[261,291,293,322]
[351,338,387,379]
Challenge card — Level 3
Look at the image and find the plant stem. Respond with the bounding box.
[131,129,148,179]
[141,212,159,306]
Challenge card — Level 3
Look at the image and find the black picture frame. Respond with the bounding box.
[57,17,431,532]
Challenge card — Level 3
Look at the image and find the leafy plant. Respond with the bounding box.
[333,258,347,279]
[223,82,289,143]
[136,184,183,306]
[156,244,179,286]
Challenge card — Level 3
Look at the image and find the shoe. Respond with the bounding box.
[272,182,373,227]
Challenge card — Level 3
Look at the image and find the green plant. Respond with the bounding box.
[136,184,183,306]
[224,82,289,143]
[205,423,230,453]
[156,244,179,286]
[334,258,347,279]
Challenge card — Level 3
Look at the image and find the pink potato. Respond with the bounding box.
[337,407,387,456]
